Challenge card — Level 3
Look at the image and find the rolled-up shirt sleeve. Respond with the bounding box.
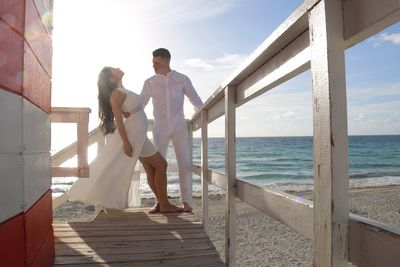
[184,76,203,111]
[140,80,151,107]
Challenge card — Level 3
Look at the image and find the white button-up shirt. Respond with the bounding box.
[141,70,203,135]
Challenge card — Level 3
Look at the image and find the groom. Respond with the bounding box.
[141,48,203,212]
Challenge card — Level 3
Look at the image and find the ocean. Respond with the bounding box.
[51,135,400,197]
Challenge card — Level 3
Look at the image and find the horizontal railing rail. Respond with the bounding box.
[50,107,91,178]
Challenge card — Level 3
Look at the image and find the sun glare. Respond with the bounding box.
[52,1,156,143]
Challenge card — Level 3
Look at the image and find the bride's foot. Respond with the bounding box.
[148,203,160,214]
[182,202,193,213]
[159,203,184,213]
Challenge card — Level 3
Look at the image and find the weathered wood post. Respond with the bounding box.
[308,0,349,266]
[225,85,237,266]
[201,110,209,231]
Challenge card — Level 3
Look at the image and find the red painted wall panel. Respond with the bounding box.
[24,190,53,266]
[0,213,26,267]
[25,0,52,76]
[23,42,51,113]
[0,0,26,35]
[0,20,24,94]
[30,226,54,267]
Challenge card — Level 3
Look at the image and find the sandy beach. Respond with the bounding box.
[53,185,400,266]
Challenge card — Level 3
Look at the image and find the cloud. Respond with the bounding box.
[347,82,400,105]
[355,113,366,121]
[181,58,216,71]
[182,53,248,71]
[272,110,296,120]
[380,33,400,45]
[124,0,240,27]
[371,32,400,47]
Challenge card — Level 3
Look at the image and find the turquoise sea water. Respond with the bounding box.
[52,135,400,197]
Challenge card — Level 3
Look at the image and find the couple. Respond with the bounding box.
[67,48,203,213]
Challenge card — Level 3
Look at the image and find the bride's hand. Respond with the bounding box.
[123,141,133,157]
[122,111,131,118]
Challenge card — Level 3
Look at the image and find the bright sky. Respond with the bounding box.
[52,0,400,139]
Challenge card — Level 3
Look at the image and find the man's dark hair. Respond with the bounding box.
[153,48,171,60]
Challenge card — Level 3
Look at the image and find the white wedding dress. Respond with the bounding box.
[67,87,148,209]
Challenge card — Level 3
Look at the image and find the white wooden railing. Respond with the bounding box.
[188,1,400,267]
[50,107,91,178]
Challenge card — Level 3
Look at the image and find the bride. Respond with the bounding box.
[62,66,182,213]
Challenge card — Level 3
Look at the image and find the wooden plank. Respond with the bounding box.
[201,110,209,231]
[54,220,202,228]
[55,238,212,251]
[55,241,214,255]
[236,178,313,239]
[225,85,236,266]
[54,228,208,238]
[236,37,310,107]
[309,1,349,266]
[192,164,227,190]
[0,21,24,94]
[23,42,51,113]
[343,0,400,47]
[54,250,220,265]
[0,0,25,35]
[24,190,53,265]
[25,0,53,76]
[50,111,79,123]
[188,120,194,204]
[54,252,224,266]
[0,213,26,267]
[77,111,89,177]
[56,244,216,257]
[208,96,225,125]
[55,232,208,243]
[51,107,92,113]
[192,95,225,131]
[349,214,400,267]
[54,223,203,231]
[55,258,224,267]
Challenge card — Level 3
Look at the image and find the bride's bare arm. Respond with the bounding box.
[110,90,133,157]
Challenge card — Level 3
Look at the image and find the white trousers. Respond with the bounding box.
[153,126,192,205]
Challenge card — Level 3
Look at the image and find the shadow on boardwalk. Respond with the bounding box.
[53,208,224,266]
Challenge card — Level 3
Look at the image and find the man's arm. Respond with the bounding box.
[184,76,203,111]
[140,80,151,107]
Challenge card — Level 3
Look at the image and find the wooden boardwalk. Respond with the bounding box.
[53,208,225,267]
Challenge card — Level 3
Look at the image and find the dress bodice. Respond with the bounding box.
[117,87,143,113]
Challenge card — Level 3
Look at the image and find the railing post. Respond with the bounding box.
[77,111,89,178]
[309,1,349,266]
[201,110,209,231]
[225,85,236,266]
[187,120,193,201]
